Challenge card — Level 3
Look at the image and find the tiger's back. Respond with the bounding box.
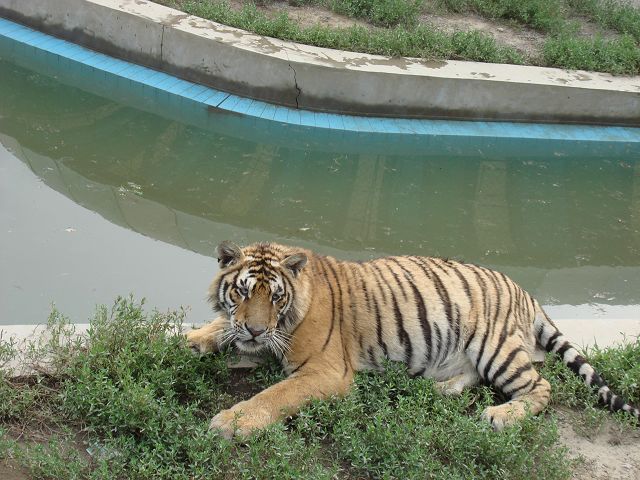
[325,255,536,376]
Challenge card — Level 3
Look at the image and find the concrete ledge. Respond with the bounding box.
[3,319,639,372]
[0,0,639,125]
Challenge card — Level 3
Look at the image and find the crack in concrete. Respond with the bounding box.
[160,24,165,62]
[285,53,301,109]
[290,64,301,109]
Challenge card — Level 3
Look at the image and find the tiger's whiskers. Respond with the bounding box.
[218,328,237,348]
[269,329,292,358]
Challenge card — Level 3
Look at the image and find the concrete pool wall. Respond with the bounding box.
[0,0,639,125]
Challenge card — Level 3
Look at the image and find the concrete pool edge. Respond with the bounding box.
[1,18,640,143]
[3,319,640,374]
[0,0,638,126]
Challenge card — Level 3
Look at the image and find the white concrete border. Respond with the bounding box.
[2,319,639,371]
[0,0,639,125]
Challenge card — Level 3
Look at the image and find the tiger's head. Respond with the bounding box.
[208,241,312,356]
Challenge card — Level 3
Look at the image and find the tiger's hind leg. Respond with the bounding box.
[466,321,551,430]
[471,339,551,430]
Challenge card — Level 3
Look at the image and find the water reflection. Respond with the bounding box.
[1,58,639,317]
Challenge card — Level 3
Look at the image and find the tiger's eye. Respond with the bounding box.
[271,293,281,303]
[238,285,249,297]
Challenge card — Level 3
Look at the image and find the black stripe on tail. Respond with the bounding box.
[534,303,640,421]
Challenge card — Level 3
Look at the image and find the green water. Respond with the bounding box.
[1,57,639,325]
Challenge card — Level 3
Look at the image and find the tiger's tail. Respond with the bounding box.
[533,302,639,420]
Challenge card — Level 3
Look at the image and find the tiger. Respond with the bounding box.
[186,241,639,439]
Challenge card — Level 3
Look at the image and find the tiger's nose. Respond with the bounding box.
[246,325,266,337]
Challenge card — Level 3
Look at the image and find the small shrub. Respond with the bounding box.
[60,298,231,437]
[450,29,524,62]
[584,335,640,406]
[540,335,640,433]
[330,0,425,27]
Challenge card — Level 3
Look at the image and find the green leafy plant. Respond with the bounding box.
[330,0,424,27]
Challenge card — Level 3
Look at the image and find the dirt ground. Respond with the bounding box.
[0,464,29,480]
[555,409,640,480]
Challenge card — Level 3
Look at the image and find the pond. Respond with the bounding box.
[1,52,639,326]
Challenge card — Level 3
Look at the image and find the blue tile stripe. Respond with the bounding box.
[0,16,638,143]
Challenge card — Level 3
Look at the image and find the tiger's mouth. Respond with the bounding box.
[235,338,266,353]
[223,326,291,357]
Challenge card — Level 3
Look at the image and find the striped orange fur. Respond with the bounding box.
[186,241,639,438]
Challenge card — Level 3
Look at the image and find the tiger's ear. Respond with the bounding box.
[282,252,307,277]
[216,241,244,268]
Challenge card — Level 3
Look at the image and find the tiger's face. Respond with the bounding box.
[209,241,309,356]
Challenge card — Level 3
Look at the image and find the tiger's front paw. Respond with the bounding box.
[209,401,273,440]
[186,327,218,355]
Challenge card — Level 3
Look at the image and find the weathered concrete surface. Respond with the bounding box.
[0,0,639,124]
[0,0,165,69]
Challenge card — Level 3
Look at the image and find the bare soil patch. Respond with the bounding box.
[0,428,92,480]
[555,409,640,480]
[224,367,265,399]
[422,11,546,60]
[0,463,30,480]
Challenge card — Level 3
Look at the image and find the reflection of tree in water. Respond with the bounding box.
[343,155,384,246]
[220,144,277,217]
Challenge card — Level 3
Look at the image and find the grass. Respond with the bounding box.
[159,0,524,63]
[0,297,638,479]
[155,0,640,74]
[543,33,640,75]
[436,0,567,32]
[567,0,640,42]
[329,0,425,27]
